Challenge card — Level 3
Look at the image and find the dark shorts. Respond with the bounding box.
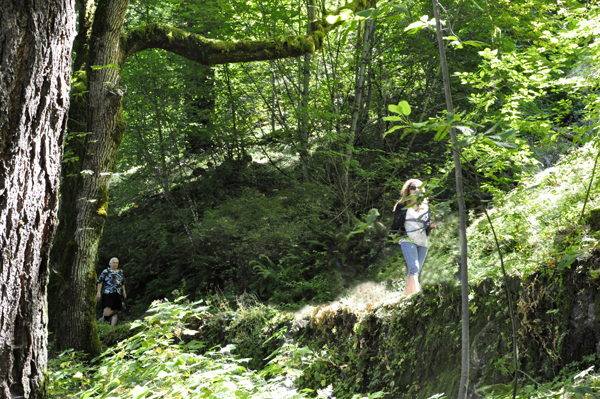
[102,292,122,311]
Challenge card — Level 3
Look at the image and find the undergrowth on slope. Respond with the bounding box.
[467,141,600,281]
[479,357,600,398]
[49,297,385,399]
[410,140,600,289]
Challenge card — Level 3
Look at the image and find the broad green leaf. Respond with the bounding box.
[404,20,427,34]
[397,100,411,115]
[383,115,403,121]
[391,4,408,13]
[493,129,518,140]
[443,36,458,41]
[388,104,402,115]
[383,125,403,137]
[412,122,428,128]
[356,8,374,17]
[326,15,340,24]
[486,138,519,149]
[340,9,354,20]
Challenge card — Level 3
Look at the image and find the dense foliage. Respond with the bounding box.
[50,0,600,396]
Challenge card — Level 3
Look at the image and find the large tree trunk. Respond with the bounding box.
[0,0,75,397]
[48,0,379,355]
[50,0,130,356]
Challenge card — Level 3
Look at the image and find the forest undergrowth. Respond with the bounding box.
[50,141,600,398]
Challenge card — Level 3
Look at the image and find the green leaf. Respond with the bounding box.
[404,20,427,34]
[383,125,403,137]
[356,8,374,17]
[383,115,404,121]
[391,4,408,13]
[524,184,541,191]
[411,122,428,128]
[340,9,354,20]
[398,101,411,115]
[365,208,380,223]
[463,40,488,47]
[566,386,596,394]
[486,139,519,149]
[443,36,459,41]
[434,128,449,141]
[326,15,340,24]
[483,121,502,136]
[388,104,401,115]
[492,129,518,140]
[129,385,149,398]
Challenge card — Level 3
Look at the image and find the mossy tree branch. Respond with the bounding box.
[121,0,377,65]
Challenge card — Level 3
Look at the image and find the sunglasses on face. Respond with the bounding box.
[409,185,420,191]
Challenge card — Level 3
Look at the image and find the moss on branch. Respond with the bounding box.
[121,0,378,65]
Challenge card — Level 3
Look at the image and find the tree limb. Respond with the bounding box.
[121,0,377,65]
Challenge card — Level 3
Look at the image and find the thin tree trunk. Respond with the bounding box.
[299,0,316,168]
[344,18,375,221]
[579,144,600,225]
[432,1,470,397]
[0,0,75,397]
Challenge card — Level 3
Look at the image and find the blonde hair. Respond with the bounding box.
[393,179,425,211]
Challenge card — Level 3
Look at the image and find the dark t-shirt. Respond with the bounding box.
[98,268,125,296]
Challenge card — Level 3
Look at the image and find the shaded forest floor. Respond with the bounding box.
[50,252,600,398]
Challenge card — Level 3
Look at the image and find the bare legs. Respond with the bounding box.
[404,275,421,295]
[103,307,119,326]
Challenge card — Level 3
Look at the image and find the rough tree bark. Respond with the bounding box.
[0,0,75,397]
[49,0,378,355]
[49,0,130,357]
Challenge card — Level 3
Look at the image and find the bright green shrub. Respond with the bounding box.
[50,298,312,399]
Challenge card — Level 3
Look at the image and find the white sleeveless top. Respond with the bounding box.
[401,205,429,247]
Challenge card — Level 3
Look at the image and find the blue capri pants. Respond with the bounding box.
[400,241,428,276]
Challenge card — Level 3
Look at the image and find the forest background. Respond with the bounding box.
[89,0,598,314]
[37,0,600,397]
